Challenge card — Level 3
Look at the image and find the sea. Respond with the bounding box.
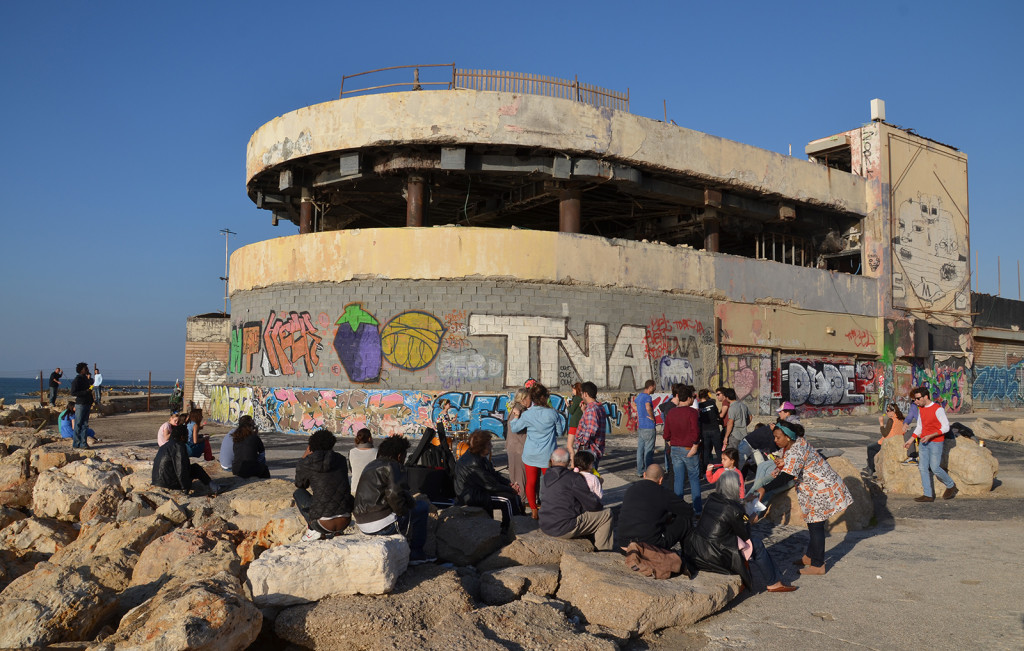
[0,377,176,405]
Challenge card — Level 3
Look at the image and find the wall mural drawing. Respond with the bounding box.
[333,303,382,383]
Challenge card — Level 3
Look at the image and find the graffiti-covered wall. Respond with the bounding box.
[208,384,624,438]
[780,354,879,417]
[213,279,716,431]
[184,315,230,411]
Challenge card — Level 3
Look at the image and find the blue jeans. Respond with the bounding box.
[737,438,754,471]
[636,428,657,476]
[670,447,702,514]
[48,386,58,406]
[366,500,429,558]
[748,536,781,585]
[73,403,91,449]
[918,440,954,497]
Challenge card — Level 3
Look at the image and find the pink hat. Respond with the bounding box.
[776,401,797,412]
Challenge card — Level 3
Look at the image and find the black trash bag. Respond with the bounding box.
[405,424,457,504]
[949,422,975,439]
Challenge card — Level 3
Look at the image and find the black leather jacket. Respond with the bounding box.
[152,437,194,493]
[682,492,752,588]
[295,450,353,520]
[353,458,414,525]
[453,452,516,508]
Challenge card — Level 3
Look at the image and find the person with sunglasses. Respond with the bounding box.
[905,387,958,502]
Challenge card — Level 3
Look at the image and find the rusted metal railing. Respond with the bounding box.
[339,64,630,113]
[340,64,456,98]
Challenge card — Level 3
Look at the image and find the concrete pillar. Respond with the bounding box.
[407,176,426,227]
[703,208,720,253]
[299,188,312,234]
[558,188,582,233]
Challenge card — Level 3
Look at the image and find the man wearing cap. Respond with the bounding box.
[776,401,801,424]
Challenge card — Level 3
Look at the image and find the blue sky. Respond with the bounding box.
[1,1,1021,380]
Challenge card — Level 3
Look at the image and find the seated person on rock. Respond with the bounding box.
[59,401,99,443]
[737,422,778,475]
[616,463,693,552]
[152,423,220,495]
[348,428,376,496]
[157,411,184,447]
[294,428,353,542]
[683,470,795,592]
[453,429,523,535]
[538,447,614,551]
[353,436,434,565]
[231,416,270,479]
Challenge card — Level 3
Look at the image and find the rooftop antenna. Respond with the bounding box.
[219,228,236,315]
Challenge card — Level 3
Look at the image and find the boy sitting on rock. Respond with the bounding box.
[294,428,353,542]
[353,436,434,565]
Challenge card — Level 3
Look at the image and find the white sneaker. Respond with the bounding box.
[301,529,323,542]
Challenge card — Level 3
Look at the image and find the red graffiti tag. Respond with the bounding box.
[845,329,876,349]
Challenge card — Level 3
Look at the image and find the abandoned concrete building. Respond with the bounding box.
[184,66,1024,436]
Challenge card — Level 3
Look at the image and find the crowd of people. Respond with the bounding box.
[137,377,965,590]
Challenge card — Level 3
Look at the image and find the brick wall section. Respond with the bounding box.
[227,279,716,393]
[184,317,230,409]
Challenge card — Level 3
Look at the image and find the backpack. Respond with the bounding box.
[622,541,682,580]
[405,425,457,504]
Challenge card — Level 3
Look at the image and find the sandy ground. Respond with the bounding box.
[58,408,1024,649]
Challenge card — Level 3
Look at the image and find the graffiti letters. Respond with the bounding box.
[263,311,323,377]
[783,359,864,408]
[845,328,877,349]
[972,363,1024,405]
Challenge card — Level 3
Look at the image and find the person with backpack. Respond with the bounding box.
[354,436,434,565]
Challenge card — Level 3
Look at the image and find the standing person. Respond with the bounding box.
[721,388,750,450]
[69,362,94,449]
[866,404,904,476]
[504,388,530,500]
[901,398,920,464]
[92,365,103,405]
[353,436,434,565]
[454,430,522,535]
[697,389,722,467]
[635,381,657,477]
[624,393,638,434]
[509,382,564,519]
[573,382,607,469]
[664,384,702,514]
[294,428,352,542]
[232,417,270,479]
[48,367,63,406]
[906,387,958,502]
[348,428,376,497]
[756,421,853,575]
[566,383,584,461]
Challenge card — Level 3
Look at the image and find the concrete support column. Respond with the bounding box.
[407,176,426,227]
[703,207,720,253]
[299,188,312,234]
[558,187,582,233]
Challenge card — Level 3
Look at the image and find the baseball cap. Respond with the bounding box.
[776,401,797,413]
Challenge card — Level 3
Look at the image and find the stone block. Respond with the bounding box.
[248,535,409,607]
[556,550,740,635]
[435,505,502,566]
[477,528,594,571]
[480,564,560,605]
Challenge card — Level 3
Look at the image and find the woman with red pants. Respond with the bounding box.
[509,382,565,519]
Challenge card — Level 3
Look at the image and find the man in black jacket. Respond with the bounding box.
[48,367,62,406]
[353,436,433,564]
[616,464,693,551]
[294,428,353,542]
[538,447,613,550]
[152,425,219,495]
[69,362,94,449]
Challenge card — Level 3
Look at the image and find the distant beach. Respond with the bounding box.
[0,377,176,404]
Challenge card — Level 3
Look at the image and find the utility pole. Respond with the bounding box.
[220,229,236,315]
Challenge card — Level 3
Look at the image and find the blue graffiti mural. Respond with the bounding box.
[973,363,1024,404]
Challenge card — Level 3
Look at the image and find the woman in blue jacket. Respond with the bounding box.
[508,382,565,519]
